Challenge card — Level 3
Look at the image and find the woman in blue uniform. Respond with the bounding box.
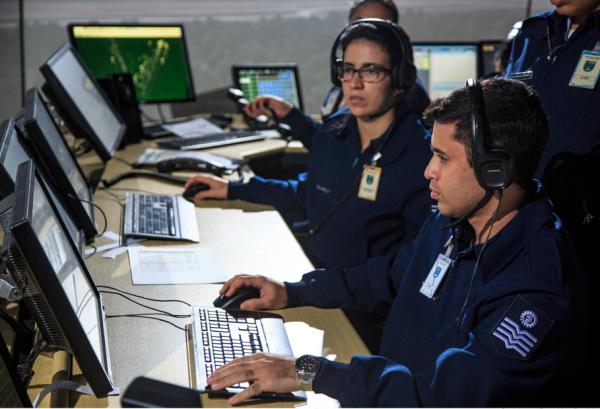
[186,20,431,272]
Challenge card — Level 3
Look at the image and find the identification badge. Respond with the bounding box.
[419,253,452,299]
[507,70,533,81]
[358,165,381,201]
[569,50,600,89]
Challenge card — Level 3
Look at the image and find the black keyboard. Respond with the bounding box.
[196,308,263,387]
[132,194,176,236]
[157,130,265,150]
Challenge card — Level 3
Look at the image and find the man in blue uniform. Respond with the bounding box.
[505,0,600,177]
[206,78,590,406]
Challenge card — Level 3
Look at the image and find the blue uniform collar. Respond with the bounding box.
[449,182,556,282]
[524,8,600,39]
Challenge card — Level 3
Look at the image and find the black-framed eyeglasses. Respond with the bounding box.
[337,64,392,83]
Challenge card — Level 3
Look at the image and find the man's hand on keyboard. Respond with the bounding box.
[184,173,228,201]
[207,352,300,405]
[220,275,288,310]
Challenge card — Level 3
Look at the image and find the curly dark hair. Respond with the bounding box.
[423,78,549,187]
[348,0,399,24]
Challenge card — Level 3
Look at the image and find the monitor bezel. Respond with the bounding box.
[477,39,503,78]
[40,43,126,162]
[0,118,18,196]
[67,22,197,104]
[0,331,32,408]
[21,88,97,239]
[231,63,304,112]
[9,160,114,397]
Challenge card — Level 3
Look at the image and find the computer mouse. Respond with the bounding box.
[213,286,261,309]
[182,183,210,202]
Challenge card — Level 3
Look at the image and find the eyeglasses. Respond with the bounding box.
[338,64,392,83]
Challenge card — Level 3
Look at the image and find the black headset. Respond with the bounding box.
[329,18,416,93]
[467,78,515,191]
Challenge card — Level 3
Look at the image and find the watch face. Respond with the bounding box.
[296,355,321,375]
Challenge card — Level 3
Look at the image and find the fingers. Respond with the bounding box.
[228,383,262,406]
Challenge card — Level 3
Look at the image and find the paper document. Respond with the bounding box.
[162,117,223,139]
[284,322,324,357]
[128,246,227,285]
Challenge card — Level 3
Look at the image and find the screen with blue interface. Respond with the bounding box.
[232,65,303,112]
[412,43,478,99]
[69,24,195,103]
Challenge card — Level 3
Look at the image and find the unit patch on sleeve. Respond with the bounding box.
[490,295,554,360]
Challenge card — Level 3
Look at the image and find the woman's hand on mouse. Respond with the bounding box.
[220,275,288,310]
[184,173,229,201]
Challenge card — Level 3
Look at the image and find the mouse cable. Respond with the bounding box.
[105,314,186,332]
[99,290,191,318]
[67,194,108,238]
[112,156,133,167]
[94,187,125,204]
[97,285,191,307]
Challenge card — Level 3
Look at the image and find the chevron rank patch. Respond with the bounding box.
[491,296,554,360]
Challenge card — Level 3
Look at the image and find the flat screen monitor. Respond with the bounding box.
[1,117,84,250]
[20,88,97,239]
[479,40,503,77]
[68,23,196,104]
[412,43,478,99]
[2,160,114,397]
[40,43,125,162]
[232,64,304,112]
[0,332,31,408]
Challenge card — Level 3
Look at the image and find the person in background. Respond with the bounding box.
[245,0,430,151]
[186,20,432,352]
[206,78,590,407]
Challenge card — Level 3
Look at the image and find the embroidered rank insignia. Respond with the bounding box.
[490,296,553,360]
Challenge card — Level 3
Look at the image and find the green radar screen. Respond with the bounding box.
[71,26,194,103]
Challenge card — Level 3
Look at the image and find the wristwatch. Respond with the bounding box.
[295,355,321,389]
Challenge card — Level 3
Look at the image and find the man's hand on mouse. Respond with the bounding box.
[184,173,229,202]
[220,275,288,310]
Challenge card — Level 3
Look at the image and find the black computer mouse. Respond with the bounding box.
[213,286,261,309]
[182,183,210,202]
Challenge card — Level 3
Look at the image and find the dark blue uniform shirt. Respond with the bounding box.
[228,105,432,269]
[506,9,600,177]
[286,187,589,406]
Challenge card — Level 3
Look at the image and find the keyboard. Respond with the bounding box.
[123,192,200,242]
[157,130,266,150]
[191,306,306,400]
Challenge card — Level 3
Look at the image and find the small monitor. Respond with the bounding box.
[2,160,114,397]
[68,23,196,104]
[412,43,478,99]
[0,116,85,251]
[232,64,304,112]
[21,88,97,239]
[40,43,125,162]
[478,40,503,77]
[0,332,32,408]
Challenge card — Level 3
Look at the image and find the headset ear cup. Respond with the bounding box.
[331,58,343,86]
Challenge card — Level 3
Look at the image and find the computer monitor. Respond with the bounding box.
[232,64,304,112]
[478,40,503,77]
[412,43,478,99]
[20,88,97,239]
[68,23,196,104]
[1,160,114,397]
[0,332,32,408]
[40,43,125,162]
[0,117,84,251]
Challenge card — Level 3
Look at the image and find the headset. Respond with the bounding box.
[329,18,417,93]
[467,78,515,191]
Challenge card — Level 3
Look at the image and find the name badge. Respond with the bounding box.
[419,254,452,299]
[569,50,600,89]
[507,70,533,81]
[358,165,381,201]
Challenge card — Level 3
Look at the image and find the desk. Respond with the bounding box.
[33,138,368,407]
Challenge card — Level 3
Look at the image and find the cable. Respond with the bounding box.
[97,285,191,307]
[95,187,125,204]
[106,314,186,331]
[453,189,503,346]
[157,104,167,123]
[85,244,97,259]
[99,290,190,318]
[67,194,109,238]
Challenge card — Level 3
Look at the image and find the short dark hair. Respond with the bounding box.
[423,78,549,187]
[348,0,399,24]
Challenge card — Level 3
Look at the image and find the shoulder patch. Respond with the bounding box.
[490,295,554,360]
